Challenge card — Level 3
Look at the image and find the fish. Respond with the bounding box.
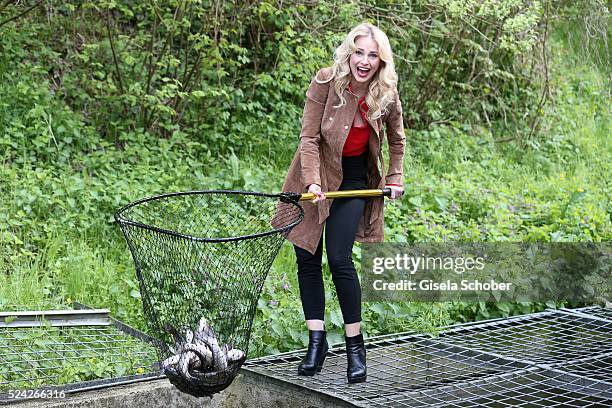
[194,317,227,371]
[160,316,245,390]
[183,342,213,368]
[162,324,206,372]
[226,347,246,364]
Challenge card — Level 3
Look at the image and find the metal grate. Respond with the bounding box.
[437,310,611,364]
[0,305,161,403]
[551,355,612,382]
[562,306,612,321]
[244,307,612,407]
[365,368,611,407]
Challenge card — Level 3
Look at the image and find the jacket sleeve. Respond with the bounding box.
[299,69,330,189]
[384,90,406,187]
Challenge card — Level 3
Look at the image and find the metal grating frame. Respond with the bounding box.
[560,306,612,321]
[244,307,612,407]
[0,304,162,404]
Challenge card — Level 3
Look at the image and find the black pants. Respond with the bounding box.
[294,153,368,325]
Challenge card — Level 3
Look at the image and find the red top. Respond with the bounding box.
[341,84,401,187]
[343,87,370,157]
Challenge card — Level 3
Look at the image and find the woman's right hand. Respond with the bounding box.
[307,184,326,203]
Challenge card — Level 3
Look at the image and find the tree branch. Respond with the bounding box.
[106,10,125,95]
[527,0,551,140]
[0,0,43,29]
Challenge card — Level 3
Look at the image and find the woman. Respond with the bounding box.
[280,22,406,383]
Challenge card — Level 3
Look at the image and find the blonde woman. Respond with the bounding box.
[281,22,406,383]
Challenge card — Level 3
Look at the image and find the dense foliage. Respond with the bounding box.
[2,0,551,153]
[0,0,610,360]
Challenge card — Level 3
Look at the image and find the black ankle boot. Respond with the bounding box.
[345,333,366,383]
[297,330,329,376]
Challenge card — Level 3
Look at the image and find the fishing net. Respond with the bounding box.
[114,191,303,397]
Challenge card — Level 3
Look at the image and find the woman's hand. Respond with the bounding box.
[307,184,326,203]
[386,185,404,200]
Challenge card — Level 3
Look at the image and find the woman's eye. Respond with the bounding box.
[369,54,378,59]
[355,51,363,56]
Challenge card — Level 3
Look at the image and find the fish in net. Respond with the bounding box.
[115,189,389,397]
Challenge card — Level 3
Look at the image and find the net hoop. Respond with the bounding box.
[114,190,304,242]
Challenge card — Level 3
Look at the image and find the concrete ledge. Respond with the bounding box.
[4,369,356,408]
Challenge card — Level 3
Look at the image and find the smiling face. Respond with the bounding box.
[349,35,381,85]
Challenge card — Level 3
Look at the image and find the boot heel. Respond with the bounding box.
[316,351,329,372]
[317,351,329,373]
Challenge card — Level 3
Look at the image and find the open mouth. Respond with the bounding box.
[356,66,370,77]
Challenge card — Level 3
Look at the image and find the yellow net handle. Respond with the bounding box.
[299,188,392,201]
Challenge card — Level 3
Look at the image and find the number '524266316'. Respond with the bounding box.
[8,389,66,399]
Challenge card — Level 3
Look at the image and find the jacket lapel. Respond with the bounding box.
[366,116,380,138]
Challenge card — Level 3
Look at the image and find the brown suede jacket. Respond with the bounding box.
[281,67,406,255]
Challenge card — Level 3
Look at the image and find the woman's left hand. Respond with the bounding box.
[386,185,404,200]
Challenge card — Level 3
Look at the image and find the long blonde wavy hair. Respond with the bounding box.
[316,23,398,121]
